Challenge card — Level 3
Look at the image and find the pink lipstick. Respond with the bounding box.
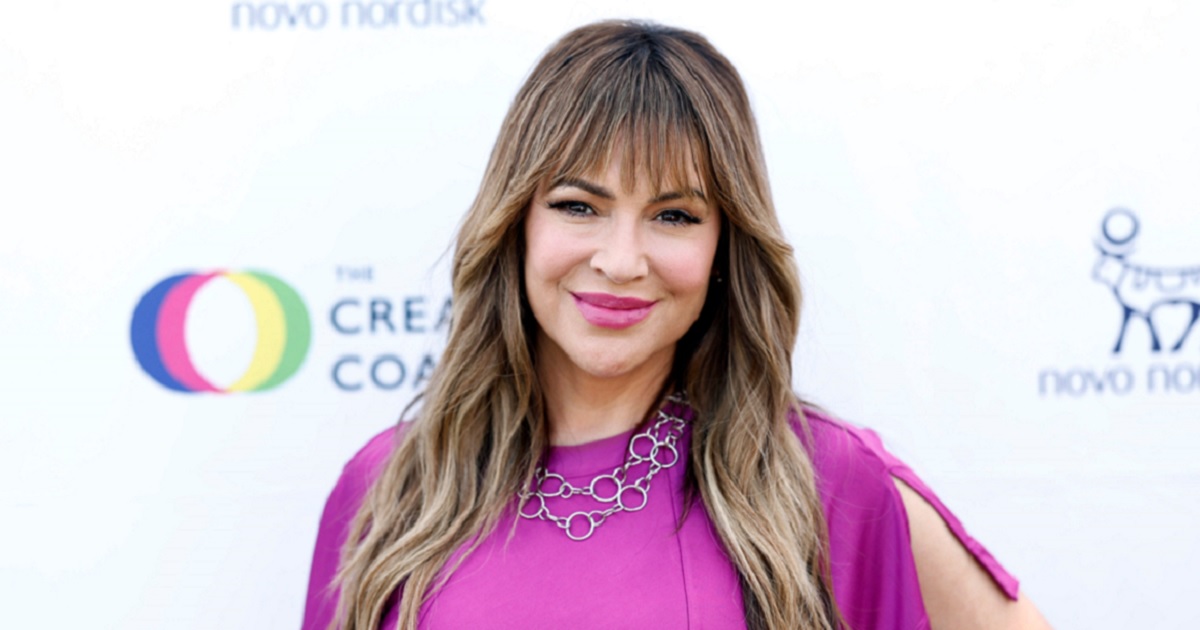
[572,292,656,329]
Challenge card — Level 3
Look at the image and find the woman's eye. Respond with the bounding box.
[548,200,594,217]
[656,209,701,226]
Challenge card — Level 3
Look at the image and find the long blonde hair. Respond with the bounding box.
[331,20,839,630]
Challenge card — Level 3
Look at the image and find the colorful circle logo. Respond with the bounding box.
[131,270,311,393]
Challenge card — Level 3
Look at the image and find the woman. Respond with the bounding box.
[303,20,1051,630]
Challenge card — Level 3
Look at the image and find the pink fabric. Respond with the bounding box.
[832,417,1020,601]
[303,406,1018,629]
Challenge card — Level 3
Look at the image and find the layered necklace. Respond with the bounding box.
[517,394,690,541]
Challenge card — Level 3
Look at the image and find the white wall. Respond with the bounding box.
[2,1,1197,627]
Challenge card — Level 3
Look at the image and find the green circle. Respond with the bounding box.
[247,271,311,391]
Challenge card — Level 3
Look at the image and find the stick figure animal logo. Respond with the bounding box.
[1092,208,1200,354]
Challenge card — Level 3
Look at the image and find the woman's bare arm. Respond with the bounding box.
[893,478,1053,629]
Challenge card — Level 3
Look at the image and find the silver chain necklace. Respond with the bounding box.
[517,398,689,541]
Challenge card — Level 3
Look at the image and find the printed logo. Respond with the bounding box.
[131,271,311,393]
[1038,209,1200,398]
[1093,208,1200,354]
[230,0,486,32]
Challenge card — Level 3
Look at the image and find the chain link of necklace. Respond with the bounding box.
[517,400,688,542]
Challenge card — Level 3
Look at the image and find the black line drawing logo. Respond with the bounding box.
[1093,208,1200,354]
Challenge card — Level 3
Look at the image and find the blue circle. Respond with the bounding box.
[130,274,191,392]
[1102,208,1139,246]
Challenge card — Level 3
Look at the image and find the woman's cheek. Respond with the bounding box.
[654,239,716,294]
[526,213,583,287]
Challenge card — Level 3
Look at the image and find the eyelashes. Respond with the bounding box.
[547,200,594,217]
[656,208,702,226]
[546,200,702,226]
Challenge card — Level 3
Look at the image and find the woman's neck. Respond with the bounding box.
[536,348,673,446]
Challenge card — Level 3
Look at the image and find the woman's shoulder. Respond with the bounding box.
[788,406,1020,603]
[789,407,887,467]
[334,421,420,510]
[342,423,408,486]
[301,422,412,630]
[787,406,907,502]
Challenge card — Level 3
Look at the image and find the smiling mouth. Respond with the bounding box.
[571,292,656,329]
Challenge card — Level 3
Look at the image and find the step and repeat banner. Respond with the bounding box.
[2,1,1196,628]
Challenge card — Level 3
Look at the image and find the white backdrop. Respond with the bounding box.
[3,1,1198,628]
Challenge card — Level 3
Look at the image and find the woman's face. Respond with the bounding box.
[523,152,721,383]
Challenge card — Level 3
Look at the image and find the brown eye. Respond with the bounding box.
[656,209,701,226]
[548,200,594,217]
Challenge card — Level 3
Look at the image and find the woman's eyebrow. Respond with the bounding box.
[651,189,707,203]
[551,178,614,199]
[551,178,707,204]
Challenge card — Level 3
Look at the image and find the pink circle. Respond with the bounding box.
[156,272,221,393]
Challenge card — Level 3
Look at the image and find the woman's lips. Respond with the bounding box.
[572,292,656,329]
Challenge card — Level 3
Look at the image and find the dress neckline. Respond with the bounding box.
[543,425,641,479]
[540,399,694,479]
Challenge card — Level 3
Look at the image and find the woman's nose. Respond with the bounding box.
[590,216,648,284]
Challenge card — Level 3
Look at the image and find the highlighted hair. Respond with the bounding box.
[331,20,839,630]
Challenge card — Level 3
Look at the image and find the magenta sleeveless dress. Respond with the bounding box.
[302,406,1018,629]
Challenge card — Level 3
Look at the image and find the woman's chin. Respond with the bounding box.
[564,347,671,382]
[572,356,640,380]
